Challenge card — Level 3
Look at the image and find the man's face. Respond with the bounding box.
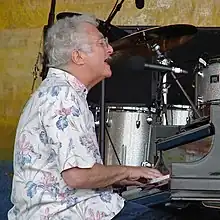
[82,23,114,79]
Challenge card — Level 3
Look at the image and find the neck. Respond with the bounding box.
[60,65,93,89]
[58,64,104,90]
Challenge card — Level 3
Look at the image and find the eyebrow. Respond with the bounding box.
[98,33,104,39]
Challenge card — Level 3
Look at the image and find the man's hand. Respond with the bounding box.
[126,166,163,182]
[62,164,163,189]
[115,167,164,187]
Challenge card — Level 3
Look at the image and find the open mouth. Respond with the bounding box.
[104,57,112,64]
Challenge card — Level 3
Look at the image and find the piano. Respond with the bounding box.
[165,104,220,202]
[124,104,220,217]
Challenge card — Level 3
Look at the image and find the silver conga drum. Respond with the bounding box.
[104,105,152,166]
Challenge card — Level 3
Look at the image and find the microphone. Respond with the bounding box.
[135,0,145,9]
[143,63,188,74]
[130,56,188,74]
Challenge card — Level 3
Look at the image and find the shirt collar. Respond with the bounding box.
[47,67,88,98]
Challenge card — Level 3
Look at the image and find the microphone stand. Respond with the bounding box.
[153,44,201,119]
[40,0,56,80]
[99,0,125,164]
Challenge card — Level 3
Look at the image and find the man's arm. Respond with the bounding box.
[62,163,129,189]
[62,163,162,189]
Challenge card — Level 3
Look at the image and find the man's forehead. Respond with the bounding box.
[82,23,103,38]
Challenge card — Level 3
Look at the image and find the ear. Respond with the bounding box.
[71,50,85,65]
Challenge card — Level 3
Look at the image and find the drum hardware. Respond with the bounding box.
[136,116,141,128]
[141,161,153,168]
[94,106,100,127]
[105,108,112,127]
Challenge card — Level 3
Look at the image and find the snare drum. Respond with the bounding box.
[104,105,152,166]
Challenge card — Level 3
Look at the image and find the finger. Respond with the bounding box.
[133,181,147,187]
[148,168,162,175]
[144,169,162,178]
[142,171,162,179]
[143,173,159,179]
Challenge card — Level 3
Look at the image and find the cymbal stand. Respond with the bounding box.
[99,0,126,163]
[151,44,201,119]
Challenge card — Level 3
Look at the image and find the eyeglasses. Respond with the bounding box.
[97,37,109,48]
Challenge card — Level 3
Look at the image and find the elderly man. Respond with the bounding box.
[8,14,174,220]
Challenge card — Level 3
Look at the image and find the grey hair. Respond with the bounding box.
[44,14,99,67]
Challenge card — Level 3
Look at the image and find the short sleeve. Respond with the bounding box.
[40,86,100,173]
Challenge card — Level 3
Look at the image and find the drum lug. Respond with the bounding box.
[198,96,204,103]
[197,71,204,77]
[106,108,112,127]
[94,106,100,127]
[141,161,153,168]
[136,113,141,128]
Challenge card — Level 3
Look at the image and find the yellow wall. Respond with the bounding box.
[1,0,220,160]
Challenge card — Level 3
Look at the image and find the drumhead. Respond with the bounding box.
[106,104,149,113]
[167,104,190,110]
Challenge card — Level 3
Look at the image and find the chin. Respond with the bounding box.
[104,70,112,78]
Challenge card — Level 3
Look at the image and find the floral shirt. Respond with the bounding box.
[8,68,124,220]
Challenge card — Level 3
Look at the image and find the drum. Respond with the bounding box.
[163,105,191,125]
[104,105,152,166]
[196,56,220,103]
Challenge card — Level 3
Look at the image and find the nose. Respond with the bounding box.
[107,44,113,55]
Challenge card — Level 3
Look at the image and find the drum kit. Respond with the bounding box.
[56,9,220,170]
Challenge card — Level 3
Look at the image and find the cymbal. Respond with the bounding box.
[110,24,197,62]
[56,12,128,42]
